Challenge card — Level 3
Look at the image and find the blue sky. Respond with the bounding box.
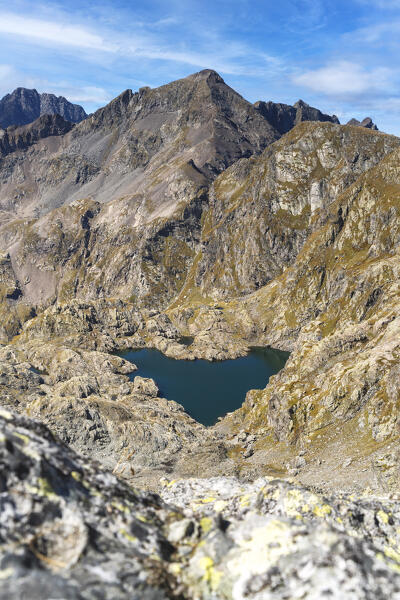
[1,0,400,134]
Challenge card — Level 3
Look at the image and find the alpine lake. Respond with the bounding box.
[118,346,289,426]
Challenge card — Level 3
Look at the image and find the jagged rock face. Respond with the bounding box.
[0,70,280,310]
[254,98,339,135]
[185,122,399,300]
[2,407,400,599]
[347,117,379,130]
[0,87,87,128]
[0,114,74,158]
[1,120,396,314]
[0,70,278,221]
[209,143,400,490]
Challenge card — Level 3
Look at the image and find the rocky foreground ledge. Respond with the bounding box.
[2,408,400,599]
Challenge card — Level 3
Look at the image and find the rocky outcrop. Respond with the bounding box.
[206,141,400,492]
[0,114,74,158]
[184,122,399,301]
[0,338,216,487]
[0,87,87,128]
[254,99,339,135]
[0,406,185,599]
[0,70,280,313]
[1,69,400,504]
[2,407,400,599]
[347,117,379,130]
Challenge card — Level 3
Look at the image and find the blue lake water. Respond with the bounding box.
[118,347,289,426]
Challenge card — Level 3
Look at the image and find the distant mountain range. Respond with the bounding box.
[253,98,340,134]
[346,116,378,130]
[0,85,378,134]
[0,87,87,129]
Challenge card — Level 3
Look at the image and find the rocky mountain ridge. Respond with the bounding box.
[0,87,87,129]
[1,70,400,597]
[0,113,74,158]
[254,98,340,134]
[347,116,379,130]
[1,68,400,595]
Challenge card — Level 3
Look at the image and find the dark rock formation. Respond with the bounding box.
[0,114,74,158]
[0,87,87,128]
[254,98,339,135]
[347,116,379,130]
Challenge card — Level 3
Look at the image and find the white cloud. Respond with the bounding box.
[0,11,282,77]
[54,86,112,104]
[349,20,400,44]
[0,64,22,97]
[0,64,15,95]
[0,13,115,51]
[0,64,13,79]
[293,61,392,96]
[357,0,400,8]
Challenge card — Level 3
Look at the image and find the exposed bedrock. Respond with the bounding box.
[2,408,400,599]
[0,71,400,500]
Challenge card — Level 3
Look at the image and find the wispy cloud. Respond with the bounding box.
[50,85,112,105]
[0,63,13,80]
[347,19,400,44]
[293,61,393,97]
[356,0,400,8]
[0,0,400,134]
[0,10,280,77]
[0,13,115,51]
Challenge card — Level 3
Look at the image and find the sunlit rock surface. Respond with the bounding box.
[2,408,400,599]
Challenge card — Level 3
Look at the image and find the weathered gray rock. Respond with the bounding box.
[161,476,400,599]
[0,407,186,599]
[254,98,339,134]
[2,409,400,599]
[0,87,87,128]
[347,117,379,130]
[133,375,159,397]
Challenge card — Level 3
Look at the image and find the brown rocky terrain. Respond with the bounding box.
[0,69,398,501]
[2,69,400,596]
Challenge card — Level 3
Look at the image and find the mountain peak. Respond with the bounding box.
[12,87,39,95]
[0,88,87,129]
[186,69,225,84]
[294,99,310,108]
[254,99,339,135]
[347,116,379,130]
